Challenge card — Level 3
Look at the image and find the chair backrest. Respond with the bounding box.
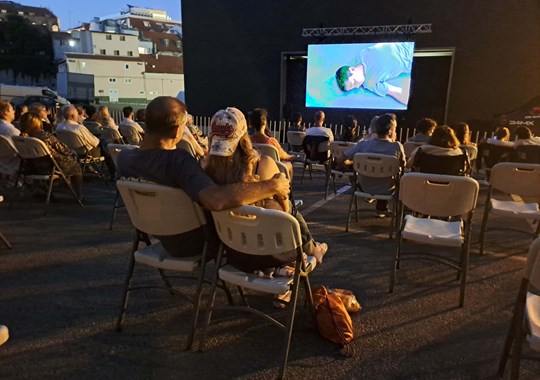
[330,141,355,164]
[302,135,330,162]
[118,124,142,146]
[490,162,540,200]
[107,143,138,167]
[525,238,540,283]
[0,135,20,175]
[252,143,280,162]
[211,205,302,256]
[116,179,206,236]
[460,145,478,162]
[513,145,540,164]
[353,153,401,178]
[275,160,290,181]
[100,128,124,145]
[412,148,470,176]
[177,138,196,157]
[56,130,86,152]
[403,141,425,159]
[399,172,479,217]
[12,135,51,159]
[478,143,514,169]
[287,131,306,147]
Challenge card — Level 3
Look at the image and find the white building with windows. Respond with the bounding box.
[53,6,184,104]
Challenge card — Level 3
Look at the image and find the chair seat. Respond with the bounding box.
[134,242,200,271]
[354,190,394,201]
[331,170,354,178]
[25,174,59,181]
[402,215,464,247]
[491,199,540,219]
[219,256,317,295]
[526,292,540,351]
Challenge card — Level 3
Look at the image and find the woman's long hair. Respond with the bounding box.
[19,112,43,135]
[204,133,258,185]
[429,125,460,149]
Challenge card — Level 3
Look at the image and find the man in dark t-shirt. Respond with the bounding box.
[117,96,289,257]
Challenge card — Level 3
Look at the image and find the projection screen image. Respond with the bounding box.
[306,42,415,110]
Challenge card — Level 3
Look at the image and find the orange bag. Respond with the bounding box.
[329,288,362,313]
[312,286,355,356]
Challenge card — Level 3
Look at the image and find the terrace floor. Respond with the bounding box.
[0,168,539,379]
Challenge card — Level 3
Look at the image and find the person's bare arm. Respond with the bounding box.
[387,78,411,105]
[198,173,290,211]
[184,129,206,157]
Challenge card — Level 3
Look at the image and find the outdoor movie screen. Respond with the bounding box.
[306,42,415,110]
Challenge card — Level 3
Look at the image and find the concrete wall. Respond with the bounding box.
[182,1,540,123]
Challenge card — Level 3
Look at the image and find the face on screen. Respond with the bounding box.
[343,67,365,91]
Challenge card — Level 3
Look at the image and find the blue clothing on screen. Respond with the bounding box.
[359,42,414,97]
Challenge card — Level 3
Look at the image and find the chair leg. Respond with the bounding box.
[479,197,491,255]
[510,318,526,380]
[58,170,83,207]
[186,241,209,351]
[300,162,306,184]
[458,245,469,308]
[237,286,249,306]
[116,231,142,331]
[198,244,225,352]
[389,231,403,293]
[535,219,540,238]
[43,177,55,214]
[277,250,304,380]
[159,269,176,295]
[345,191,355,232]
[109,190,122,230]
[0,232,12,249]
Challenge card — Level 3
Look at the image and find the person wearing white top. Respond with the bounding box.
[0,100,20,137]
[305,110,334,142]
[118,106,145,145]
[56,105,100,153]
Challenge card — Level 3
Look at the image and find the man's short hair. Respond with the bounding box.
[0,100,11,113]
[314,110,325,123]
[29,102,46,113]
[248,108,268,131]
[415,118,437,134]
[122,106,134,118]
[374,113,397,136]
[62,105,77,120]
[145,96,187,137]
[335,66,351,91]
[85,105,97,118]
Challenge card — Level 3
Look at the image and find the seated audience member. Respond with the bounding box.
[342,113,405,217]
[514,126,540,146]
[453,122,476,146]
[75,105,87,124]
[288,112,305,132]
[185,113,208,151]
[116,96,290,260]
[249,108,295,175]
[407,125,464,167]
[0,100,20,137]
[118,106,145,145]
[204,106,327,276]
[98,106,118,130]
[82,105,102,135]
[13,104,28,128]
[19,112,83,199]
[408,117,437,143]
[29,103,54,133]
[359,115,380,142]
[485,127,515,147]
[306,110,334,142]
[56,105,101,157]
[135,108,146,131]
[339,115,360,142]
[0,324,8,346]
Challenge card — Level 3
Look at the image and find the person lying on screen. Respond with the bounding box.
[335,42,414,105]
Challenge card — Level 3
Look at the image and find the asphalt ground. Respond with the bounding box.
[0,167,539,380]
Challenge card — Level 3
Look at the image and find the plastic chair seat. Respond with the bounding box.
[134,242,200,272]
[491,198,540,219]
[526,292,540,351]
[331,169,354,178]
[402,215,464,247]
[24,174,60,181]
[218,256,317,294]
[354,190,394,200]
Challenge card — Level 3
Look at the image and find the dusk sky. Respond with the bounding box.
[19,1,182,29]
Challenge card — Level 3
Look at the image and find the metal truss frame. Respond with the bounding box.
[301,24,432,37]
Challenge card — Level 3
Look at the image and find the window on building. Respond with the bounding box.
[143,21,150,27]
[120,35,126,41]
[124,64,129,69]
[108,78,116,83]
[100,49,106,55]
[124,78,132,84]
[175,40,182,48]
[29,12,34,16]
[161,38,169,47]
[81,62,87,68]
[114,50,120,56]
[127,51,133,57]
[17,11,23,15]
[106,34,112,40]
[1,10,6,14]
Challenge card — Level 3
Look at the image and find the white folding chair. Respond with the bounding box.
[252,143,280,162]
[115,179,212,350]
[199,205,317,379]
[326,141,356,199]
[0,135,20,177]
[346,153,401,238]
[12,136,83,213]
[107,144,138,230]
[498,238,540,379]
[56,129,108,183]
[287,131,306,153]
[118,124,143,146]
[479,163,540,255]
[389,173,479,307]
[177,138,197,158]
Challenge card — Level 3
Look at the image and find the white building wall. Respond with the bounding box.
[143,73,184,100]
[90,32,139,57]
